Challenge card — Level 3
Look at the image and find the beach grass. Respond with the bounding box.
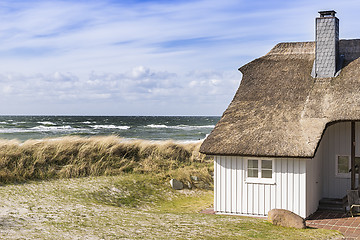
[0,136,212,187]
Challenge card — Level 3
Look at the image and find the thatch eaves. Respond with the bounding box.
[200,40,360,158]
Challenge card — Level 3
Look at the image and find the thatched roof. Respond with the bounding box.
[200,40,360,158]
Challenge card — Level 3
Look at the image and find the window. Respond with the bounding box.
[337,156,349,174]
[336,156,360,177]
[248,160,258,177]
[246,159,274,184]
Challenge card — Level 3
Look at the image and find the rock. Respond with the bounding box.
[268,209,306,229]
[191,176,199,181]
[170,179,183,190]
[186,181,192,189]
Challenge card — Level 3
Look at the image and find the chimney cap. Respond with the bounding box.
[318,10,336,17]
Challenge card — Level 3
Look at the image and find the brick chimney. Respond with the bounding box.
[315,10,339,78]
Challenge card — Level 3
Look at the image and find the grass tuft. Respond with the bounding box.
[0,136,212,187]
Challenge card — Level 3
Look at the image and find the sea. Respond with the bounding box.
[0,116,220,142]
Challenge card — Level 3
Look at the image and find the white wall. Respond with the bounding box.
[214,156,307,218]
[306,149,323,217]
[318,122,360,198]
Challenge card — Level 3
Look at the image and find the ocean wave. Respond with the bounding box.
[14,122,27,124]
[91,125,130,130]
[30,125,74,131]
[0,128,32,133]
[37,121,56,125]
[146,124,215,130]
[146,124,168,128]
[0,122,8,124]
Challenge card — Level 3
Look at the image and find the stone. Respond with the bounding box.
[268,209,306,229]
[170,179,183,190]
[191,176,199,181]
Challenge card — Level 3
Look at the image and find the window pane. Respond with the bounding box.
[248,169,258,178]
[262,170,272,178]
[338,156,349,174]
[248,160,258,168]
[262,160,272,170]
[355,157,360,167]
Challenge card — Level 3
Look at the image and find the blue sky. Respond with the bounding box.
[0,0,359,115]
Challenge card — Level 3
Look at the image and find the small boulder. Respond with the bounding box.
[170,179,183,190]
[268,209,306,229]
[191,176,199,181]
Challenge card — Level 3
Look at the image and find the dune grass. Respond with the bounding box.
[0,136,213,187]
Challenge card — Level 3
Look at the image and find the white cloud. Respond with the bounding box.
[0,66,240,114]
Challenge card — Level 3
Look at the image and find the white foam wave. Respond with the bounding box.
[91,125,130,130]
[146,124,168,128]
[30,125,74,131]
[0,122,8,124]
[0,128,32,133]
[37,121,56,125]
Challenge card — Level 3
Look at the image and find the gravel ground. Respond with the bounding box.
[0,176,343,240]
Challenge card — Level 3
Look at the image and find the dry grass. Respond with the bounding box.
[0,136,212,187]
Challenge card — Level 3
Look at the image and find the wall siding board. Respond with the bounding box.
[299,160,307,218]
[275,159,282,209]
[265,185,271,214]
[216,156,218,211]
[243,157,248,214]
[248,183,253,214]
[214,156,218,212]
[236,158,242,213]
[226,156,232,212]
[293,159,300,214]
[215,156,218,212]
[259,184,265,215]
[322,128,329,197]
[340,122,346,155]
[288,159,294,212]
[306,159,312,217]
[231,157,237,212]
[270,184,276,211]
[220,156,226,212]
[254,184,259,215]
[334,123,341,196]
[306,152,323,217]
[281,159,288,210]
[217,156,222,212]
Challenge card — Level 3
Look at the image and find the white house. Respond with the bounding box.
[200,11,360,218]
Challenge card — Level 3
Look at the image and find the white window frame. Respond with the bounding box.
[245,158,275,184]
[335,155,360,178]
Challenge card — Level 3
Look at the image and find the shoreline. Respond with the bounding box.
[0,135,206,145]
